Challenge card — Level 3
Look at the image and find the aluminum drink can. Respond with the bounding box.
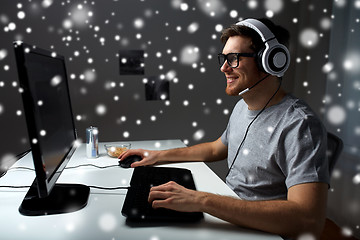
[86,126,99,158]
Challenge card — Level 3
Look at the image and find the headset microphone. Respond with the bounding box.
[238,88,250,96]
[238,74,270,96]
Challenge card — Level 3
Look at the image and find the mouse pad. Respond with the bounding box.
[122,166,204,224]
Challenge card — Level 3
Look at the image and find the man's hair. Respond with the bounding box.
[220,18,290,54]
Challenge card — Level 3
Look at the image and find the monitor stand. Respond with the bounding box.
[19,181,90,216]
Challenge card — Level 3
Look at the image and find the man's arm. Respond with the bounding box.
[119,137,228,167]
[149,181,328,239]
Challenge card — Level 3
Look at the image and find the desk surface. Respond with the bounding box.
[0,139,281,240]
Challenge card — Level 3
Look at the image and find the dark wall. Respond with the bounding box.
[0,0,301,168]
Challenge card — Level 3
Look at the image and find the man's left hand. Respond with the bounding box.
[148,181,207,212]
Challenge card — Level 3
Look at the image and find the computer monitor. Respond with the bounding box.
[13,41,90,216]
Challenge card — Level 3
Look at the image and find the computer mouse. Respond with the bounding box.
[118,155,142,168]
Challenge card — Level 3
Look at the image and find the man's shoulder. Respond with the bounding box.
[277,95,325,134]
[278,94,317,118]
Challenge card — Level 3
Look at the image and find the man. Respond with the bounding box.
[119,18,329,239]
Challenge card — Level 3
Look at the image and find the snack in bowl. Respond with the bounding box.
[104,143,131,158]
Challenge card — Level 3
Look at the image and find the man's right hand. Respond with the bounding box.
[118,149,160,167]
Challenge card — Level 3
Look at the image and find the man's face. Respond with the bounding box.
[220,35,264,96]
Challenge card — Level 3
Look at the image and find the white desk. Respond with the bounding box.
[0,140,282,240]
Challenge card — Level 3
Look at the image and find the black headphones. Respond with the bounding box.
[236,19,290,77]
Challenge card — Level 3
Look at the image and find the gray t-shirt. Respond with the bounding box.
[221,94,329,201]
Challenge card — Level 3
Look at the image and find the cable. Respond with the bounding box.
[0,149,31,178]
[65,164,119,170]
[7,167,34,171]
[88,186,129,190]
[0,185,31,189]
[1,164,128,190]
[225,78,283,178]
[0,185,129,190]
[5,164,120,173]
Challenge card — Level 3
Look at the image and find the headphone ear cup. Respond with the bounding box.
[270,45,289,75]
[236,19,290,77]
[262,44,290,77]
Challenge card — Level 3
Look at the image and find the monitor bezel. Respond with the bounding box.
[14,41,78,198]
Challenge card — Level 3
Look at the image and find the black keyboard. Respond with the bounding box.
[121,166,204,223]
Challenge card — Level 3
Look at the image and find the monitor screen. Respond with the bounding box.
[14,41,89,216]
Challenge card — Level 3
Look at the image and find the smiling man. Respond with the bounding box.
[119,18,329,239]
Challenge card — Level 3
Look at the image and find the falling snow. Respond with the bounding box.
[98,213,117,232]
[327,105,346,125]
[0,0,359,237]
[299,28,319,48]
[50,75,62,86]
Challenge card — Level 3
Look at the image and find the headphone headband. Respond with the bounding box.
[236,19,275,43]
[236,19,290,77]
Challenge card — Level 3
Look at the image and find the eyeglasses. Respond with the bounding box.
[218,52,257,68]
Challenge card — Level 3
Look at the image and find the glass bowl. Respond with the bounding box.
[104,143,131,158]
